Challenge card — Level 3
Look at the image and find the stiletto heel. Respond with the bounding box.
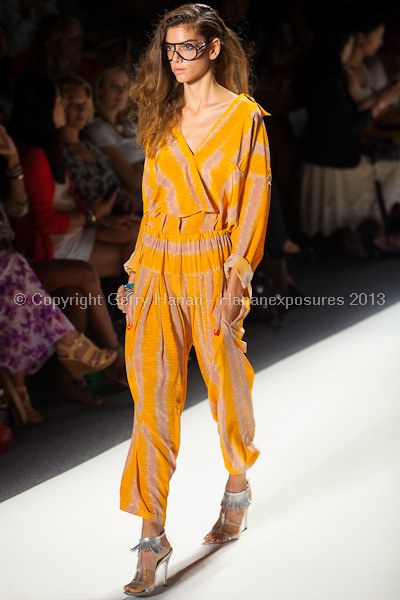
[163,552,171,586]
[124,530,173,596]
[204,480,252,545]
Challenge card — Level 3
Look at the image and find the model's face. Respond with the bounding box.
[358,24,385,57]
[99,70,130,113]
[165,26,220,84]
[57,24,82,61]
[341,35,355,64]
[64,87,90,130]
[53,87,66,129]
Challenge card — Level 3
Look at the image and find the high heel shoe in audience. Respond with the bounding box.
[0,368,43,426]
[56,333,118,379]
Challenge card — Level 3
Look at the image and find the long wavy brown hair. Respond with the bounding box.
[130,3,253,157]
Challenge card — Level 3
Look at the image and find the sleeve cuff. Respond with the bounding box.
[123,251,139,277]
[223,254,254,289]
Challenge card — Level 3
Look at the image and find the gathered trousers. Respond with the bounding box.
[120,219,260,525]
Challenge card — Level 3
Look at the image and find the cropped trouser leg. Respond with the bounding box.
[120,227,260,526]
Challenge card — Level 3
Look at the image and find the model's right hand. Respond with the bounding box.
[92,192,117,220]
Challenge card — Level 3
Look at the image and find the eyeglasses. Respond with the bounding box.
[164,40,214,61]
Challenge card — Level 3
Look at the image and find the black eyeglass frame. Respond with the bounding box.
[163,39,215,61]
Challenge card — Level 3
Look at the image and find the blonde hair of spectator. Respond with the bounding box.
[91,65,135,135]
[57,75,94,123]
[129,3,253,158]
[30,15,83,78]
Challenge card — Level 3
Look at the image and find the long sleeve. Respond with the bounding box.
[224,109,271,290]
[123,153,150,277]
[124,215,145,277]
[22,147,71,234]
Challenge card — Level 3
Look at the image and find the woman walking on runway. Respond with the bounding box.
[119,3,271,595]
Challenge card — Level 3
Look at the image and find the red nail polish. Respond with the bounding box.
[214,329,220,336]
[127,323,131,330]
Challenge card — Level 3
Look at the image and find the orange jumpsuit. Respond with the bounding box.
[120,94,271,525]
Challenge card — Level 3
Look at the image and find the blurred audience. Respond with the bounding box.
[57,75,140,214]
[299,23,400,255]
[9,75,141,277]
[27,13,96,81]
[346,11,400,128]
[0,123,119,425]
[85,65,144,200]
[0,0,59,59]
[0,21,13,125]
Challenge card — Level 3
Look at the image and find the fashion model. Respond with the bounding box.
[119,3,271,595]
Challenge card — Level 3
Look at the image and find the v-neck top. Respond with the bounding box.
[124,93,271,289]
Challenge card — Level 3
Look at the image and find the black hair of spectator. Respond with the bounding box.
[350,10,385,35]
[303,22,354,80]
[0,21,11,96]
[9,75,66,184]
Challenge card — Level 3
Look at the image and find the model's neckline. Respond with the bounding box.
[175,93,245,156]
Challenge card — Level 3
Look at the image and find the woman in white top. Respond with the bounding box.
[346,11,400,127]
[85,66,144,202]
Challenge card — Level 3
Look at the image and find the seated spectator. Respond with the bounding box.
[346,11,400,128]
[27,14,95,82]
[85,66,144,199]
[9,75,141,277]
[57,75,140,214]
[0,21,13,125]
[299,23,400,254]
[0,124,118,424]
[0,127,128,392]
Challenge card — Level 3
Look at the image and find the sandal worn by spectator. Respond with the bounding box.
[56,332,118,379]
[0,368,42,426]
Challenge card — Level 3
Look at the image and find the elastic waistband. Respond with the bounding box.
[143,225,230,242]
[139,226,232,276]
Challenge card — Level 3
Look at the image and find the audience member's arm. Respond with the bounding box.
[101,145,143,193]
[348,78,400,117]
[0,125,27,210]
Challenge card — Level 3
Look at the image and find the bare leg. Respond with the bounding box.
[9,370,24,387]
[88,224,140,278]
[52,285,88,332]
[31,260,120,349]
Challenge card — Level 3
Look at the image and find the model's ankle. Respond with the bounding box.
[226,473,247,493]
[141,519,164,538]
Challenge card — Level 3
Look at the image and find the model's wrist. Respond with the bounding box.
[227,269,244,296]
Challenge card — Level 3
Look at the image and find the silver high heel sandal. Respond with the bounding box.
[204,480,252,545]
[124,530,173,596]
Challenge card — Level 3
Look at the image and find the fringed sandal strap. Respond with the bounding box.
[220,482,251,510]
[130,530,167,555]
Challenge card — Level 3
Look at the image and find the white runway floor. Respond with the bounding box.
[1,302,400,600]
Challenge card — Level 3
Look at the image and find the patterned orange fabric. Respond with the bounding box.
[120,94,271,525]
[124,93,271,291]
